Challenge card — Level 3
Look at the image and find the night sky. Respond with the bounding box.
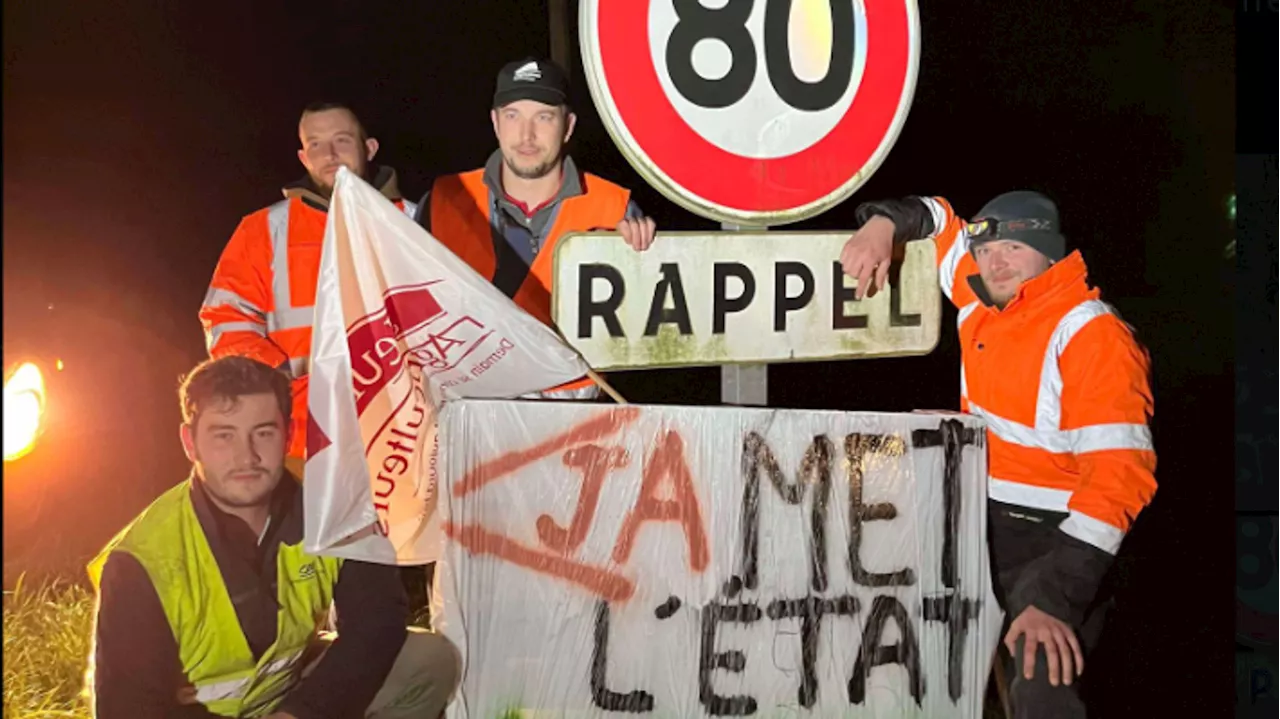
[2,1,1247,714]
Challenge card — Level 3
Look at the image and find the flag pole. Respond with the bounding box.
[586,367,627,405]
[549,323,628,404]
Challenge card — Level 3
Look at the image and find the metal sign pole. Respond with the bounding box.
[719,222,767,407]
[548,0,572,81]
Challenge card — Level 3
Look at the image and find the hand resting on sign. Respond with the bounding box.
[616,216,657,252]
[1004,605,1084,687]
[838,215,895,300]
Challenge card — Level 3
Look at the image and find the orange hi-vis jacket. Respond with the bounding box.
[200,168,416,458]
[919,195,1158,558]
[426,167,632,398]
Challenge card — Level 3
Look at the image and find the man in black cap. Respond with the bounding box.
[839,191,1158,718]
[413,57,656,337]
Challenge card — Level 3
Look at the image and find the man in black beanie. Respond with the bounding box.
[838,191,1158,719]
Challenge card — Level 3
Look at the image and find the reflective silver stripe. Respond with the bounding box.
[272,306,315,331]
[264,199,314,379]
[1066,423,1154,454]
[921,196,968,301]
[217,647,309,706]
[970,401,1151,455]
[266,199,293,335]
[262,648,306,675]
[289,356,310,378]
[1034,299,1112,431]
[521,384,600,401]
[1060,510,1125,555]
[969,401,1070,453]
[957,301,978,402]
[400,200,418,219]
[989,477,1071,513]
[206,322,268,351]
[195,676,252,703]
[203,287,267,321]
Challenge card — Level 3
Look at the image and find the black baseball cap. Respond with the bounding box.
[967,190,1067,262]
[492,57,569,109]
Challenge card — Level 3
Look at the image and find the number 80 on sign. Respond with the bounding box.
[580,0,920,226]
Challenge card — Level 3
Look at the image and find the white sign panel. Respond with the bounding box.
[579,0,921,225]
[435,399,1002,718]
[551,233,941,370]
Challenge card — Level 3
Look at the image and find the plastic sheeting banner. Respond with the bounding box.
[303,167,591,565]
[436,400,1004,718]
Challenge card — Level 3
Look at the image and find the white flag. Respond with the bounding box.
[303,166,592,565]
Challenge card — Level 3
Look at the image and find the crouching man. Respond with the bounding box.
[85,355,460,718]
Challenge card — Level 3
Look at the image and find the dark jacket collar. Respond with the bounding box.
[282,165,404,212]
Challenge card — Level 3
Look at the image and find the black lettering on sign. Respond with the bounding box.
[713,263,756,334]
[667,0,857,113]
[774,262,815,332]
[763,0,856,111]
[667,0,755,109]
[643,263,693,336]
[831,261,868,330]
[910,421,983,588]
[654,595,683,620]
[700,601,762,715]
[888,261,922,328]
[766,595,859,707]
[921,595,982,703]
[591,600,654,712]
[843,434,914,587]
[848,595,924,705]
[578,264,625,339]
[912,418,984,702]
[735,433,833,595]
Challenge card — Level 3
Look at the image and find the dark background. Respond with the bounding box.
[2,0,1258,715]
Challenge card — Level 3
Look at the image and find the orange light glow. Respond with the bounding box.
[4,363,47,462]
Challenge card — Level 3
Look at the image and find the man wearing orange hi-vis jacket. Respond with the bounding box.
[413,57,657,401]
[199,102,417,472]
[839,190,1157,718]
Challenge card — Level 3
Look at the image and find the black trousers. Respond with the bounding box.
[988,501,1114,719]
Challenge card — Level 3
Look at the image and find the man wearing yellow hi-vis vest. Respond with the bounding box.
[85,356,460,718]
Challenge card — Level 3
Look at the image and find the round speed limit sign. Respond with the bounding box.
[580,0,920,226]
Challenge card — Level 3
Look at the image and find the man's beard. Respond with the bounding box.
[981,279,1016,309]
[504,152,559,180]
[310,163,366,197]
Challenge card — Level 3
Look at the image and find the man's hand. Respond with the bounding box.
[617,216,657,252]
[838,215,895,299]
[1004,605,1084,687]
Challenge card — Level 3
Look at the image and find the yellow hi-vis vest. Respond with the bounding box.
[86,480,344,717]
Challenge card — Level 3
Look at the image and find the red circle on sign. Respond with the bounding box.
[595,0,913,219]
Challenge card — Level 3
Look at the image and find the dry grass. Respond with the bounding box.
[2,574,94,719]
